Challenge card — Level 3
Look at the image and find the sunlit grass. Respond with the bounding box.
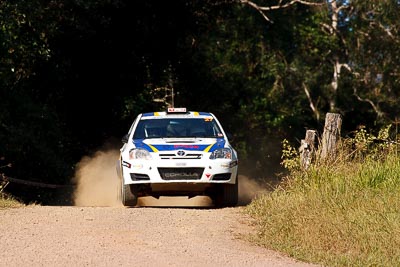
[246,133,400,266]
[0,194,24,209]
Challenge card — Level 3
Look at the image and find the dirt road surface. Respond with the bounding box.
[0,204,318,267]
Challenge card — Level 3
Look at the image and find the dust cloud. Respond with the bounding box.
[72,149,121,207]
[238,175,268,205]
[71,147,268,207]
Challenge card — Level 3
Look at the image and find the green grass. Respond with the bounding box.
[246,145,400,266]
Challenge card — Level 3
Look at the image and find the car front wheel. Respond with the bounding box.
[213,176,239,208]
[121,180,138,207]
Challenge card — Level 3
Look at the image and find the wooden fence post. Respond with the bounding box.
[320,113,342,160]
[299,130,317,169]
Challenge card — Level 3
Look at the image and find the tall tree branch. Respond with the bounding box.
[353,87,384,118]
[239,0,324,23]
[302,82,320,120]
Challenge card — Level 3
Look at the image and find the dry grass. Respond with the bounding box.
[0,194,24,209]
[246,128,400,266]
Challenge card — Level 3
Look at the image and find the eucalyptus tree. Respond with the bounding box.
[347,0,400,123]
[239,0,400,127]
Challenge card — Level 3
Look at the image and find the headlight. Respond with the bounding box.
[129,148,152,160]
[209,148,232,159]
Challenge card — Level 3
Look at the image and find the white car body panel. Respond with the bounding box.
[118,111,238,192]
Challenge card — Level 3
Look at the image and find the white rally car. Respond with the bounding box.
[116,108,238,207]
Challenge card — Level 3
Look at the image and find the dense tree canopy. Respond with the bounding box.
[0,0,399,203]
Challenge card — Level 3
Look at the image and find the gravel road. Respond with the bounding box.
[0,204,317,267]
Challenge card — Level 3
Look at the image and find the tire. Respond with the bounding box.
[213,176,239,208]
[120,178,138,207]
[223,175,239,207]
[116,159,138,207]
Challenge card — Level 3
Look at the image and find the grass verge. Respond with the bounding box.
[0,193,24,208]
[246,128,400,266]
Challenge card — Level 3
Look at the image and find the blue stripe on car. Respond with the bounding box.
[133,139,225,152]
[141,112,155,117]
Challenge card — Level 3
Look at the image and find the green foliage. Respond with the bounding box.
[346,0,400,123]
[281,139,300,172]
[338,124,395,165]
[0,1,61,82]
[187,3,320,177]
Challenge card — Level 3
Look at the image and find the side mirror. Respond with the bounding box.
[121,134,129,144]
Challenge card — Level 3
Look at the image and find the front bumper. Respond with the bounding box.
[120,157,238,185]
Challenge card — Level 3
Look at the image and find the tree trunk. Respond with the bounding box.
[299,130,317,169]
[320,113,342,160]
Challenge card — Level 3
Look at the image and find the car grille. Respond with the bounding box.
[158,168,204,180]
[159,153,202,159]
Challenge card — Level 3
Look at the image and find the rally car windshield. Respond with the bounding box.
[133,118,224,139]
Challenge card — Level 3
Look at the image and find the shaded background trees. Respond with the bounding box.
[1,0,399,203]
